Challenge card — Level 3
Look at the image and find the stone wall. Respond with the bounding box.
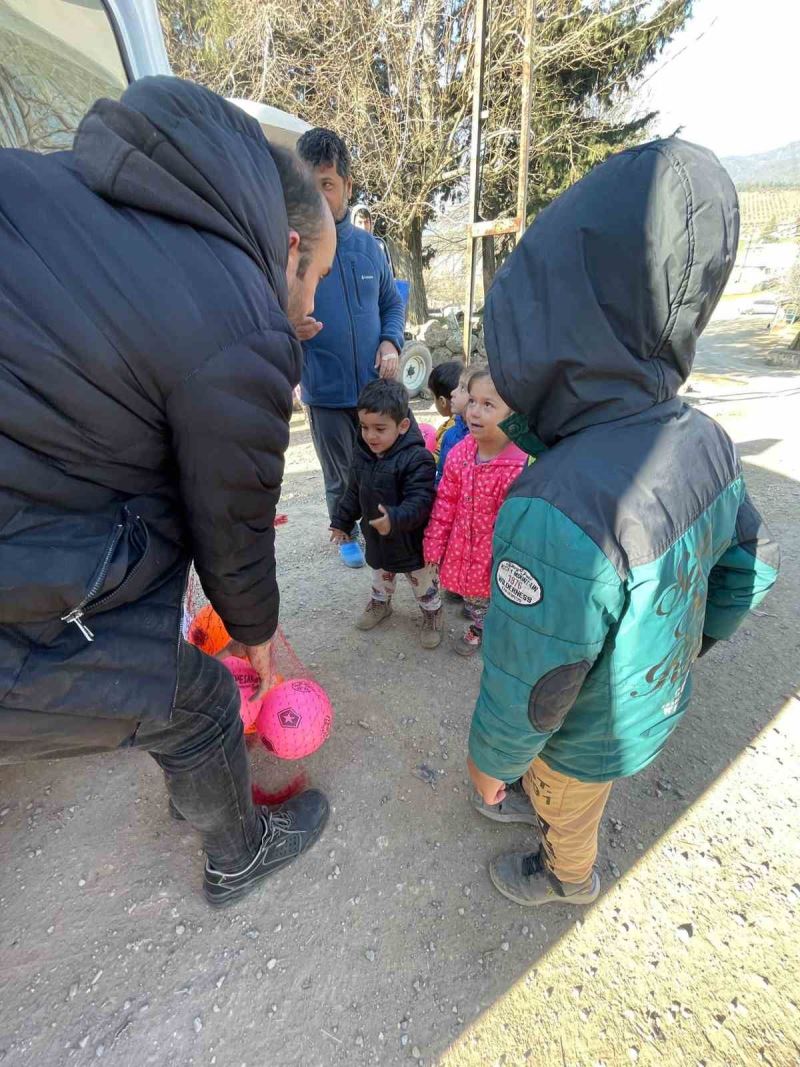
[416,316,487,366]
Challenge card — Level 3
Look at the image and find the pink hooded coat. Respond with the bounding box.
[423,435,527,598]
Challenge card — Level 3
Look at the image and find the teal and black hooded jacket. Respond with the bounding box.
[469,138,780,785]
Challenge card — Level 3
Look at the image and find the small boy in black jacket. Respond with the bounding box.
[330,380,442,649]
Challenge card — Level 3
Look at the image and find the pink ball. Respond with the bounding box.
[419,422,437,452]
[220,656,261,733]
[256,679,333,760]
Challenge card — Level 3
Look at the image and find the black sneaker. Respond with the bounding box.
[490,847,600,906]
[471,778,539,825]
[203,789,329,909]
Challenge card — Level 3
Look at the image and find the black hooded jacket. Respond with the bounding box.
[0,78,300,741]
[331,418,435,573]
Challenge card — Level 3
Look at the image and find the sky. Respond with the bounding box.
[640,0,800,158]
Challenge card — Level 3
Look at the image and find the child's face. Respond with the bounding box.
[450,375,469,416]
[434,392,452,419]
[466,377,512,446]
[359,410,410,455]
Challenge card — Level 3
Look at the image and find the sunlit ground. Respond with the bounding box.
[441,693,800,1067]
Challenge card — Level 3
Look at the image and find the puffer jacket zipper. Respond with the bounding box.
[60,513,151,642]
[61,520,126,642]
[339,249,359,399]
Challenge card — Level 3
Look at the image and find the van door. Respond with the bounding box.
[0,0,129,151]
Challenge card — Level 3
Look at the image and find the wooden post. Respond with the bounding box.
[516,0,536,236]
[463,0,536,361]
[463,0,488,361]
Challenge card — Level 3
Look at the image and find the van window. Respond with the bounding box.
[0,0,128,152]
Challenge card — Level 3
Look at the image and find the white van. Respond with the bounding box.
[0,1,428,395]
[0,0,309,151]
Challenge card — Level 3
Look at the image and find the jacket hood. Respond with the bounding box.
[73,76,289,307]
[485,138,739,446]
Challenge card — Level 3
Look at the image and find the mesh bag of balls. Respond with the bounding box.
[185,599,333,760]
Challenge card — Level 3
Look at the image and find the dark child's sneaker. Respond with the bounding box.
[420,606,444,649]
[489,846,600,907]
[356,598,393,631]
[203,789,329,909]
[454,624,482,657]
[472,778,539,825]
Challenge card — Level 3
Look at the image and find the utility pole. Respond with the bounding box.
[462,0,536,359]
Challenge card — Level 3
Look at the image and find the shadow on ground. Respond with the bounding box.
[0,345,797,1066]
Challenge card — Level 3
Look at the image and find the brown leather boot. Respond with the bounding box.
[420,606,443,649]
[355,598,393,631]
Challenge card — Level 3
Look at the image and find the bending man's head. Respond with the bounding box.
[271,145,336,325]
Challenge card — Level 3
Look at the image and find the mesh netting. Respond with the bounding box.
[184,567,308,682]
[184,567,318,801]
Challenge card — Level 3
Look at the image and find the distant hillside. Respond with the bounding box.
[722,142,800,187]
[738,187,800,235]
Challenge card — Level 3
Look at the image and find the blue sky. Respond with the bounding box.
[642,0,800,157]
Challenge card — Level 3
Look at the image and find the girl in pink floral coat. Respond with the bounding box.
[424,367,527,655]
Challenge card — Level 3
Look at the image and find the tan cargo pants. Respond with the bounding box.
[522,757,613,884]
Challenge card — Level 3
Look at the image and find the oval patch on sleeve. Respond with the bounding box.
[496,560,542,605]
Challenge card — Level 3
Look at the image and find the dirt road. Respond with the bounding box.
[1,317,798,1067]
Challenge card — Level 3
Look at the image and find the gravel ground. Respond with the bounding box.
[1,317,798,1067]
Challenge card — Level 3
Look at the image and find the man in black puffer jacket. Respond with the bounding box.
[330,380,442,648]
[0,77,336,908]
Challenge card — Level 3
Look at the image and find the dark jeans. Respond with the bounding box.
[307,405,359,529]
[124,641,262,872]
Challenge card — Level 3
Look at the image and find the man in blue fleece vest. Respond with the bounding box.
[297,129,405,568]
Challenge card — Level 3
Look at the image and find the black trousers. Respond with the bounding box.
[307,405,359,527]
[123,641,262,871]
[1,642,262,873]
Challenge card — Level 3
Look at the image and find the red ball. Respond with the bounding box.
[188,604,230,656]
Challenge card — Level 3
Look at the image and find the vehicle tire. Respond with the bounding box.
[398,341,433,398]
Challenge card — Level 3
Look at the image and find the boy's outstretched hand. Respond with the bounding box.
[369,504,392,536]
[467,755,507,806]
[330,527,348,545]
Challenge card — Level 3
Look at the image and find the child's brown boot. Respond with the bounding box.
[420,606,443,649]
[355,598,392,631]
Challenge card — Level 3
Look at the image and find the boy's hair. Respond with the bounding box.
[296,127,352,181]
[357,378,410,425]
[428,360,463,401]
[270,145,326,279]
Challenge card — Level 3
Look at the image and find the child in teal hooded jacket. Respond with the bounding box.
[466,138,780,907]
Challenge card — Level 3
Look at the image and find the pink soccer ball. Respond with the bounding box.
[220,656,262,733]
[419,422,437,452]
[256,679,333,760]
